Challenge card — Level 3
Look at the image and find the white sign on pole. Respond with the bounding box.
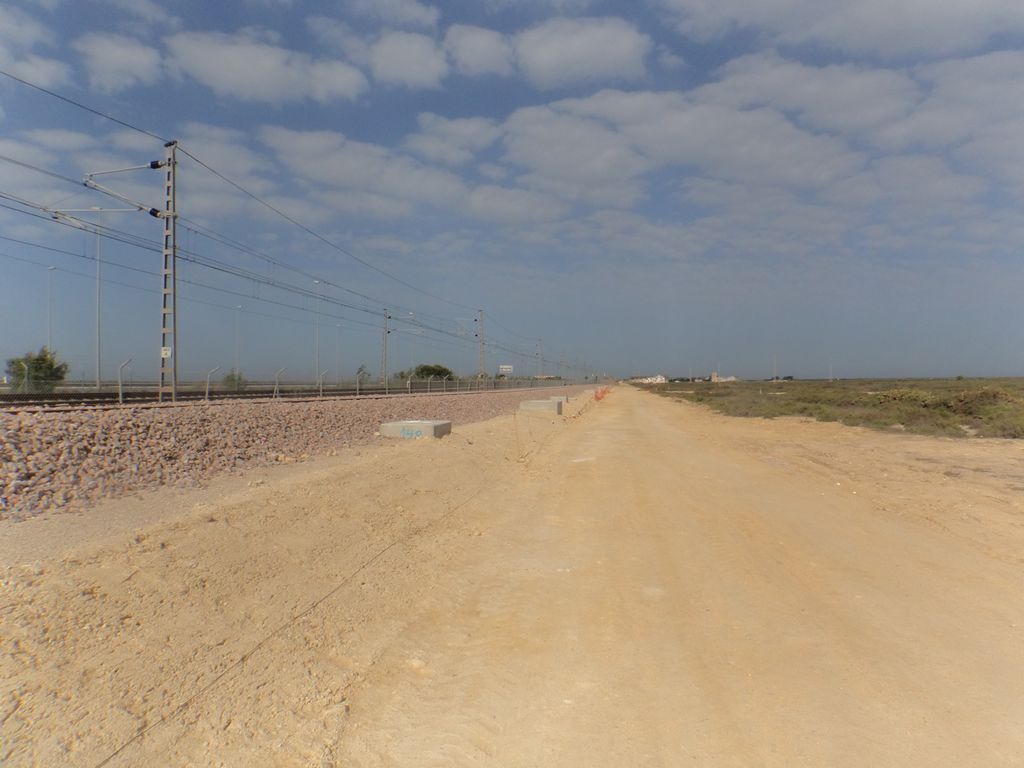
[498,364,513,375]
[160,346,172,359]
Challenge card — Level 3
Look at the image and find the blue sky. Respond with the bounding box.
[1,0,1023,382]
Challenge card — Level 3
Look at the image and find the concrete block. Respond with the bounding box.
[380,420,452,439]
[519,399,563,415]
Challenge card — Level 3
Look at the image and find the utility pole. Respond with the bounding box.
[381,309,390,393]
[234,304,242,378]
[95,232,101,389]
[46,266,55,351]
[475,309,485,378]
[336,322,342,386]
[158,140,178,402]
[313,279,321,385]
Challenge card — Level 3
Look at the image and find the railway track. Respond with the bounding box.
[0,381,569,412]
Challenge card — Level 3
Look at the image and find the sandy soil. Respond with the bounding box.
[2,387,1023,766]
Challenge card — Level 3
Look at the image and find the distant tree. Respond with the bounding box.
[413,363,453,379]
[5,347,68,393]
[222,370,247,391]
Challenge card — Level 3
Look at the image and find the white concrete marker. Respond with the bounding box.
[380,420,452,439]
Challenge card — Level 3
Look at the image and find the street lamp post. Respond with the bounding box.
[335,322,342,387]
[313,280,321,385]
[233,305,242,380]
[95,232,101,390]
[46,266,55,351]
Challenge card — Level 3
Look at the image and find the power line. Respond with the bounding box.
[178,217,465,331]
[0,138,556,365]
[0,68,168,143]
[0,121,540,349]
[0,153,86,187]
[176,147,479,313]
[0,250,384,336]
[0,226,524,360]
[1,195,536,358]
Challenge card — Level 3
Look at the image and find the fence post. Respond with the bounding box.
[205,365,221,401]
[118,358,133,405]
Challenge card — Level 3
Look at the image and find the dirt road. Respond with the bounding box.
[3,387,1023,766]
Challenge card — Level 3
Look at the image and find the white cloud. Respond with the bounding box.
[404,113,502,165]
[166,31,367,103]
[654,0,1024,56]
[503,105,654,206]
[347,0,439,28]
[515,17,652,89]
[824,154,988,216]
[0,138,56,173]
[0,6,68,88]
[109,130,162,153]
[259,126,466,208]
[24,129,97,151]
[477,163,508,181]
[369,31,448,88]
[444,25,514,76]
[466,184,569,223]
[656,46,686,71]
[73,33,162,93]
[872,155,987,211]
[873,51,1024,151]
[3,54,69,88]
[321,190,414,219]
[561,89,865,188]
[0,6,52,49]
[180,123,269,186]
[306,17,372,66]
[0,138,67,203]
[697,53,920,139]
[483,0,598,10]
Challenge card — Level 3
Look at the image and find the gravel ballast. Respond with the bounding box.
[1,387,587,520]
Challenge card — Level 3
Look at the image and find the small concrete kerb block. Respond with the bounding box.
[519,399,563,415]
[380,420,452,439]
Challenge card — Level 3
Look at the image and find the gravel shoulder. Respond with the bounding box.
[1,386,586,522]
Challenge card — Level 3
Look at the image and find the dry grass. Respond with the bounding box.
[640,378,1024,438]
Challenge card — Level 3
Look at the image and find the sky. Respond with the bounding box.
[1,0,1023,382]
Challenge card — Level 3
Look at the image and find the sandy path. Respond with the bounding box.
[3,388,1023,766]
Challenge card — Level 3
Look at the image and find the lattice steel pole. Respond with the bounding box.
[158,140,178,402]
[476,309,485,378]
[381,309,390,394]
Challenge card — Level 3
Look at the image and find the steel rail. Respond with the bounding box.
[0,381,570,413]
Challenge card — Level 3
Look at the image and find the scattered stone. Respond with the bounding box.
[1,387,590,519]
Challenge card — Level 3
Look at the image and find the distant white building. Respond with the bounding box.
[631,374,668,384]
